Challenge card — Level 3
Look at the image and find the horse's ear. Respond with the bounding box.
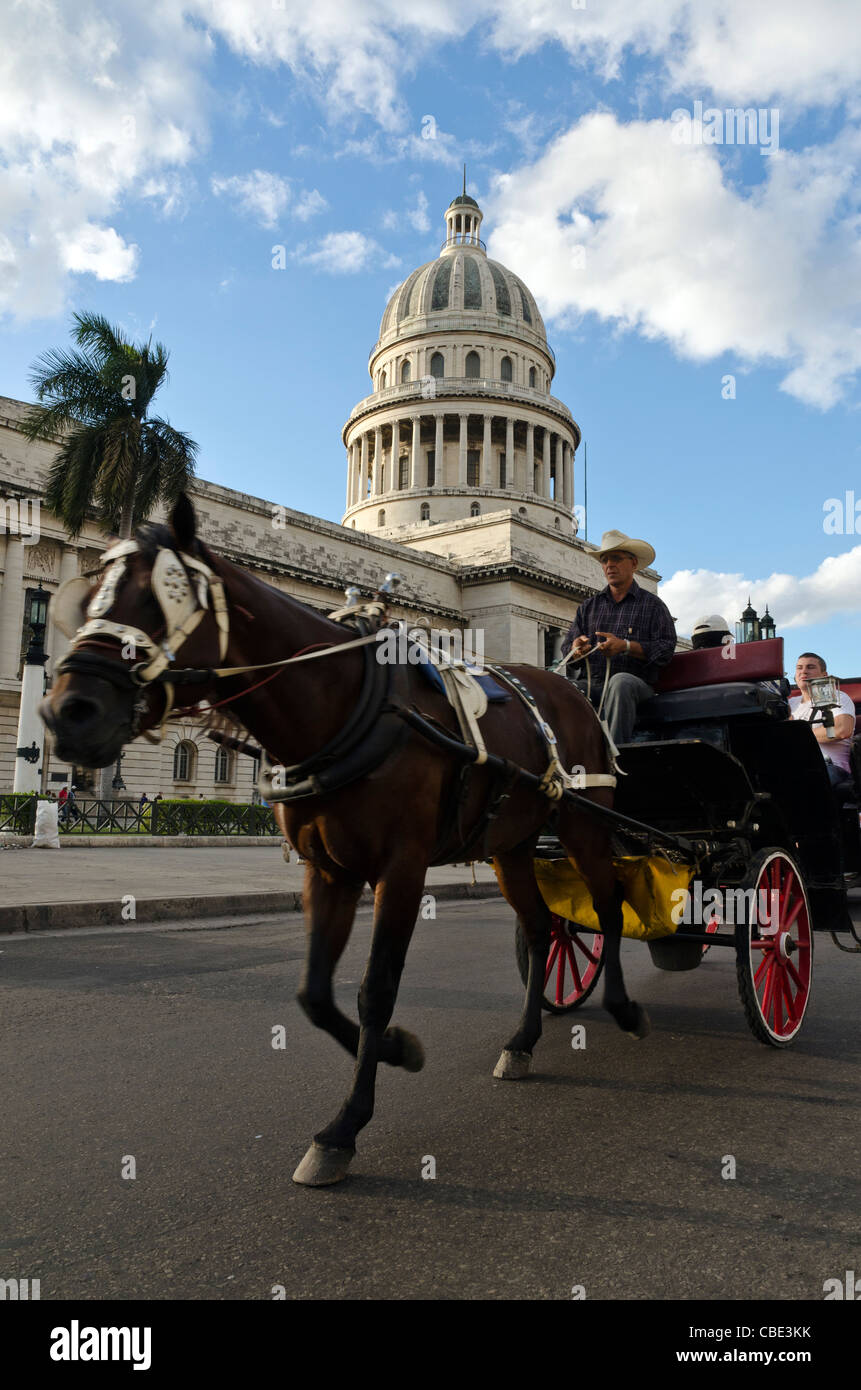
[169,493,197,552]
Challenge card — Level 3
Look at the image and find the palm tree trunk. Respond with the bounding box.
[118,487,135,539]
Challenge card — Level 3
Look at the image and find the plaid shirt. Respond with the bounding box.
[561,579,676,688]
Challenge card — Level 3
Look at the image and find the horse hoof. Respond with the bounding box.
[627,1004,651,1040]
[292,1142,354,1187]
[493,1049,532,1080]
[390,1026,425,1073]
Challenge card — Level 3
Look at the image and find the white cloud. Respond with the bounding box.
[294,188,328,220]
[0,0,209,319]
[211,170,326,227]
[487,114,861,407]
[661,547,861,637]
[61,226,139,281]
[484,0,861,108]
[292,230,399,273]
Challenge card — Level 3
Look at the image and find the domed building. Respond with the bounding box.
[343,192,580,539]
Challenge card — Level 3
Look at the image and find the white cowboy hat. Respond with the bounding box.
[595,529,656,567]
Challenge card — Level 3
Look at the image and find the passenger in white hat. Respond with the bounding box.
[561,530,676,744]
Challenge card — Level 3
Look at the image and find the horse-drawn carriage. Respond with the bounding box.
[43,502,861,1183]
[522,636,861,1046]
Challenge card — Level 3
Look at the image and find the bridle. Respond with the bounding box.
[52,536,386,741]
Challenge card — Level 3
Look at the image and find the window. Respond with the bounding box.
[519,506,527,516]
[378,509,386,526]
[214,746,233,784]
[470,502,480,517]
[400,360,411,383]
[499,452,507,488]
[420,503,430,521]
[173,740,195,782]
[554,517,561,530]
[430,352,445,379]
[467,449,480,487]
[380,370,387,388]
[465,350,480,378]
[426,451,435,486]
[399,455,409,489]
[528,366,536,388]
[500,356,513,382]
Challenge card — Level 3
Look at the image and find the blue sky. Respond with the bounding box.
[2,2,860,674]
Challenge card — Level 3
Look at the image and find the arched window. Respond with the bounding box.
[500,356,513,382]
[214,746,233,784]
[470,502,480,517]
[465,350,480,378]
[378,509,386,526]
[554,517,561,530]
[400,360,411,383]
[420,502,430,521]
[399,455,409,489]
[430,352,445,379]
[380,370,387,389]
[173,740,195,782]
[528,366,536,388]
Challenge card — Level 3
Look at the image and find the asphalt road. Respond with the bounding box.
[1,901,859,1301]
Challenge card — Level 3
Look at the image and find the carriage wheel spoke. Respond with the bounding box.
[555,944,567,1004]
[564,941,583,995]
[785,957,805,992]
[571,933,600,966]
[753,950,771,987]
[544,940,560,989]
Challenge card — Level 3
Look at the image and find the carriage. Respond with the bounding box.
[520,636,861,1046]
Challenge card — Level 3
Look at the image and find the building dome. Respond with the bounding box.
[342,191,580,540]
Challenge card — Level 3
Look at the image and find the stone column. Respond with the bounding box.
[360,432,369,504]
[345,444,354,511]
[0,535,26,681]
[482,415,492,487]
[564,442,574,516]
[526,422,535,495]
[542,429,552,499]
[555,436,564,506]
[48,545,81,669]
[391,419,400,489]
[459,413,468,488]
[505,417,514,488]
[410,416,421,489]
[373,426,383,495]
[434,414,444,488]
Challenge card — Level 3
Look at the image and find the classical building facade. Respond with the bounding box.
[0,192,663,799]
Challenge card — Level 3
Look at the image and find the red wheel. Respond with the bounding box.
[702,913,721,955]
[735,849,813,1047]
[515,914,605,1013]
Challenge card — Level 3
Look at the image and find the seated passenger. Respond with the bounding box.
[561,529,676,744]
[790,652,856,791]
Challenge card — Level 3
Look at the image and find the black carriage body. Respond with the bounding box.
[615,682,857,933]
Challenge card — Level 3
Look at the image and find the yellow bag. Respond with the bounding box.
[530,855,694,941]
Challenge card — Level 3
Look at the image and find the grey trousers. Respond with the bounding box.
[575,672,655,746]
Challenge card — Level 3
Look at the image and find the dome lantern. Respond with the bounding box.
[443,166,484,253]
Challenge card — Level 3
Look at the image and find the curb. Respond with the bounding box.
[0,835,282,849]
[0,880,501,934]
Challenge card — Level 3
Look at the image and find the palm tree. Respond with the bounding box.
[23,311,198,539]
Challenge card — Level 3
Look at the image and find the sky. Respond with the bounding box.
[2,1,861,674]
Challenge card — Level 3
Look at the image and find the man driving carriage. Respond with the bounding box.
[560,529,676,744]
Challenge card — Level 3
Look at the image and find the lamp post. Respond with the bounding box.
[13,582,50,794]
[735,597,760,644]
[759,605,776,641]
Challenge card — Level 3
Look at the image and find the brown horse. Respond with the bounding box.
[41,496,647,1186]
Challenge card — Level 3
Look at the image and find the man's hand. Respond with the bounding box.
[594,630,627,655]
[570,635,592,657]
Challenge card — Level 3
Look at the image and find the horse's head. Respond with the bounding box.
[41,495,229,768]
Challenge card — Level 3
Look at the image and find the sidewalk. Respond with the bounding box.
[0,844,500,933]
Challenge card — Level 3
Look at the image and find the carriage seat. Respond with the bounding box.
[637,680,787,727]
[636,638,788,730]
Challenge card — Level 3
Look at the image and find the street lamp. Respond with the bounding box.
[13,582,50,794]
[735,597,760,644]
[759,605,776,642]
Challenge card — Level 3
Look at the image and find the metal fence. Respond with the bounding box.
[0,795,280,837]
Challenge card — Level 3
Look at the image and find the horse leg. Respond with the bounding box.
[557,806,650,1039]
[293,862,426,1187]
[297,863,425,1070]
[491,843,552,1080]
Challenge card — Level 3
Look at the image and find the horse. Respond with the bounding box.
[41,495,648,1186]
